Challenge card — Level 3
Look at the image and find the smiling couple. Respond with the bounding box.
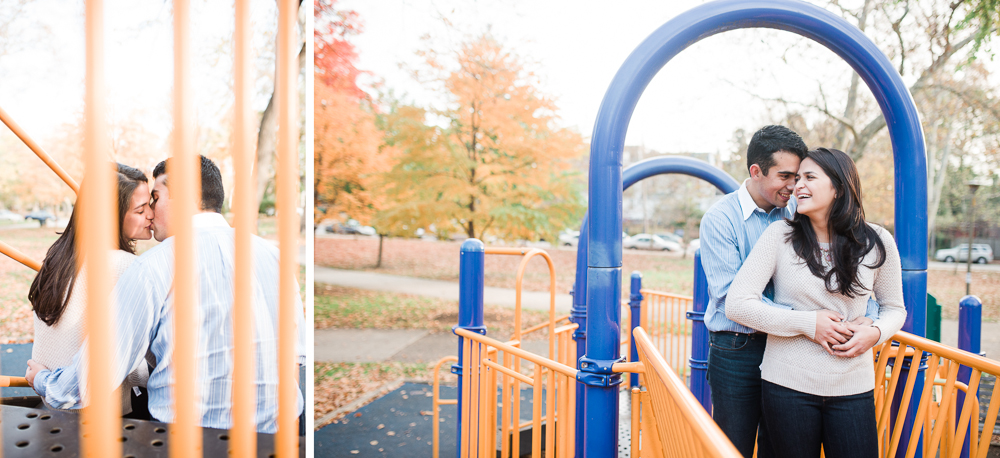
[700,125,906,458]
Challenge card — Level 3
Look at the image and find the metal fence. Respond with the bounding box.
[0,0,302,455]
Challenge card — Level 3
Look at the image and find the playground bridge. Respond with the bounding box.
[0,0,303,456]
[428,242,998,458]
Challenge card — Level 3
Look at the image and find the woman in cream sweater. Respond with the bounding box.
[726,147,906,458]
[28,163,154,416]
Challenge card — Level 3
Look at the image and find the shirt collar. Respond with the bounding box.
[737,179,794,221]
[192,212,230,228]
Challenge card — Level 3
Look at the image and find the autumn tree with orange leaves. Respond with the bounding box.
[375,34,585,242]
[313,0,386,225]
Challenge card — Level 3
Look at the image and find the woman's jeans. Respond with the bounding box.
[761,380,878,458]
[708,331,772,458]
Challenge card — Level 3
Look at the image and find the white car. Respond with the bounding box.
[559,230,580,246]
[686,238,701,255]
[623,233,682,251]
[0,210,22,222]
[935,244,993,264]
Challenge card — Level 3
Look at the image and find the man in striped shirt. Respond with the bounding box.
[27,155,305,434]
[700,126,877,457]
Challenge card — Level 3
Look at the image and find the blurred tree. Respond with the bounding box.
[313,0,387,226]
[374,34,586,242]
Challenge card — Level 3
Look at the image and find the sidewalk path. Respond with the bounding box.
[315,266,572,312]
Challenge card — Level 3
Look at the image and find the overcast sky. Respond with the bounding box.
[339,0,996,158]
[0,0,279,159]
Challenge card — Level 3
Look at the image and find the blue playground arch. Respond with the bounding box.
[580,1,928,456]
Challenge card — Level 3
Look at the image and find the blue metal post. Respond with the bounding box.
[688,250,711,412]
[629,272,643,388]
[889,270,928,457]
[571,215,589,458]
[580,267,622,457]
[957,295,983,458]
[452,239,485,458]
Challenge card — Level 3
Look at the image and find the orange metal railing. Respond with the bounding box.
[874,331,1000,458]
[432,356,460,458]
[454,326,578,458]
[622,290,693,378]
[618,327,741,458]
[0,0,301,456]
[432,247,574,457]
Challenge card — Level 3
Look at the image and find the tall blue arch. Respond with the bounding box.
[581,1,927,456]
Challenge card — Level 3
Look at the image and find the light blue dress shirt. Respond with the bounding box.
[34,212,306,434]
[700,180,878,333]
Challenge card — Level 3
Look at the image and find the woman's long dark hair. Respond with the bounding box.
[28,163,149,326]
[786,148,886,297]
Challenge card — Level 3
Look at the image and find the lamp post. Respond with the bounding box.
[965,181,981,295]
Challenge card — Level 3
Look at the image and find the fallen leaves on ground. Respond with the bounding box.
[314,361,457,429]
[315,284,552,338]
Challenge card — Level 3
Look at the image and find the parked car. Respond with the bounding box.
[686,238,701,255]
[935,244,994,264]
[657,233,685,248]
[24,210,56,226]
[559,230,580,247]
[0,210,22,223]
[325,219,376,236]
[623,233,682,251]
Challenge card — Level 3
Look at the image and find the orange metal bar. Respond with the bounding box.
[460,338,471,458]
[455,328,578,378]
[276,0,300,455]
[432,356,458,458]
[531,364,542,458]
[0,376,30,388]
[170,0,200,455]
[631,387,640,458]
[82,0,120,456]
[0,105,80,194]
[231,0,257,455]
[633,326,742,458]
[976,383,1000,458]
[0,240,40,271]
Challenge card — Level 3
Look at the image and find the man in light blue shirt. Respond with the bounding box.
[27,156,305,434]
[700,126,877,457]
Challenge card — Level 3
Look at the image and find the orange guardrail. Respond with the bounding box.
[454,325,578,458]
[874,331,1000,458]
[622,290,693,378]
[623,326,741,458]
[432,356,460,458]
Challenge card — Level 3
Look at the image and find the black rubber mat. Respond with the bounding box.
[315,382,562,458]
[0,401,304,457]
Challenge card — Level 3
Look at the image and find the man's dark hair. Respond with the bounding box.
[746,125,808,175]
[153,155,225,213]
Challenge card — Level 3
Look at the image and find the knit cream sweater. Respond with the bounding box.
[725,222,906,397]
[32,250,145,413]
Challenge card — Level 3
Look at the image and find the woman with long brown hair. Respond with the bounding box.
[28,163,154,415]
[725,147,907,458]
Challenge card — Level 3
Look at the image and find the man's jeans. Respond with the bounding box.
[708,331,772,458]
[761,381,878,458]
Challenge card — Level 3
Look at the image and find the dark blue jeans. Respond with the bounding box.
[761,380,878,458]
[708,331,772,458]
